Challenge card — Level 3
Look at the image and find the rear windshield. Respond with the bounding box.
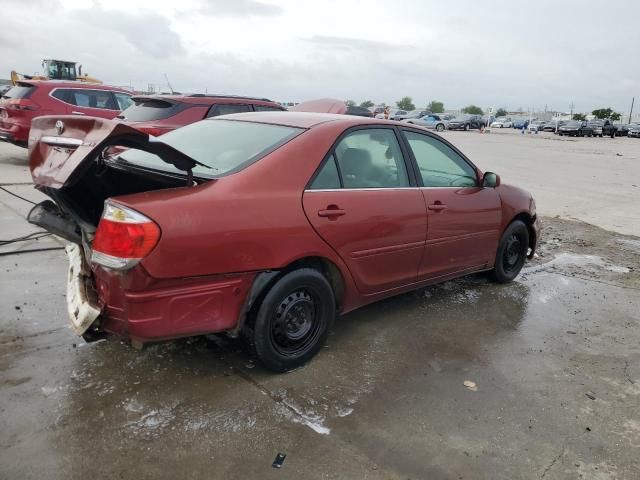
[117,119,303,177]
[2,85,34,99]
[117,98,183,121]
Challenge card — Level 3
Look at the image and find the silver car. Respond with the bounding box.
[404,114,453,132]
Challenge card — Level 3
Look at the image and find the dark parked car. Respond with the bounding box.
[27,112,539,372]
[558,120,594,137]
[613,124,629,137]
[447,115,485,131]
[588,119,617,138]
[512,119,529,129]
[345,105,374,117]
[118,94,285,136]
[0,80,133,147]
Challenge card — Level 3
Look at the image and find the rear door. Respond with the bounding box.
[303,127,426,294]
[400,129,502,279]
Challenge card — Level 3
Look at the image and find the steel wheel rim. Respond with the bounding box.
[269,288,323,357]
[503,233,524,273]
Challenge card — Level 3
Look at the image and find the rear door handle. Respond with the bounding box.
[318,206,346,218]
[428,203,448,211]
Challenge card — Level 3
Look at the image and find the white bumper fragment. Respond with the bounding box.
[65,243,101,335]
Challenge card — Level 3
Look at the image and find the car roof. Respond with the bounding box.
[17,80,131,92]
[210,111,406,129]
[132,94,278,105]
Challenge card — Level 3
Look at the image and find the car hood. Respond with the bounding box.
[29,116,205,189]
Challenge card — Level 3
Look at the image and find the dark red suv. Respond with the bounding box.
[0,81,133,147]
[117,94,285,136]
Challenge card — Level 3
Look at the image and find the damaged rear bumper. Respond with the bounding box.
[65,243,101,335]
[93,266,257,344]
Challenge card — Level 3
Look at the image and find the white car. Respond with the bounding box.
[528,121,546,132]
[491,118,512,128]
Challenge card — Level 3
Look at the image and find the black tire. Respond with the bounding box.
[436,123,445,132]
[491,220,529,283]
[245,268,335,372]
[464,123,470,131]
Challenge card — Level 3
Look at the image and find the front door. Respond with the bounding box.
[401,129,502,279]
[303,127,426,294]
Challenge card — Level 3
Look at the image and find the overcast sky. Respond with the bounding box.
[1,0,638,114]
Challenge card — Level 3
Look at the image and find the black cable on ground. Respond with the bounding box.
[0,232,52,246]
[0,247,64,257]
[0,185,37,205]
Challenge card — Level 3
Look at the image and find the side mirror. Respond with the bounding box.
[482,172,500,188]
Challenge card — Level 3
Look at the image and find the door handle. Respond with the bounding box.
[318,205,346,218]
[428,203,448,211]
[71,111,86,115]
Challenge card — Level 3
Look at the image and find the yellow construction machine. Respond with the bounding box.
[10,59,102,85]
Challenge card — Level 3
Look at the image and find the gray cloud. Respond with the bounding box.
[72,8,184,59]
[188,0,283,17]
[305,36,403,52]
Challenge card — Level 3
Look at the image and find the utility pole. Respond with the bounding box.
[629,97,635,124]
[570,102,575,119]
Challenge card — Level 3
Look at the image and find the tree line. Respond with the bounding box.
[345,97,478,115]
[345,98,624,121]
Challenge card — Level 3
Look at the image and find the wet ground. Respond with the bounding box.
[1,139,640,479]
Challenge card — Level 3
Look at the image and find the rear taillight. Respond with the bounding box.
[91,202,161,270]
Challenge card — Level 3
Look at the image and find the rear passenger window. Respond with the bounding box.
[207,104,251,117]
[52,89,118,110]
[114,93,133,110]
[309,156,341,190]
[334,129,409,188]
[254,105,284,112]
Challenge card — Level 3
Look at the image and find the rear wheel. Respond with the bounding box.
[245,268,335,372]
[491,220,529,283]
[436,123,445,132]
[464,123,470,131]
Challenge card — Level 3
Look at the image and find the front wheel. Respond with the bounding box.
[245,268,335,372]
[464,124,470,131]
[491,220,529,283]
[436,123,445,132]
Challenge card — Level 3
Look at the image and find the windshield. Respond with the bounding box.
[565,121,581,127]
[117,119,303,177]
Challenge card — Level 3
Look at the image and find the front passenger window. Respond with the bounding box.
[404,131,477,187]
[334,129,409,188]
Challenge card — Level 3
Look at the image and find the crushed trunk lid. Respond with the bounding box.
[29,115,208,189]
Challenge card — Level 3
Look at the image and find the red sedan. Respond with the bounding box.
[28,112,539,372]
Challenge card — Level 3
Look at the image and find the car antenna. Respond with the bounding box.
[164,73,175,94]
